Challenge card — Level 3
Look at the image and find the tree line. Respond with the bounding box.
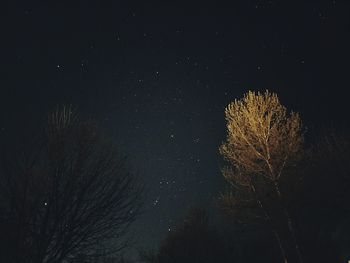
[1,92,349,262]
[140,91,350,263]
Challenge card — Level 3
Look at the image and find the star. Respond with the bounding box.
[193,138,200,143]
[153,198,160,206]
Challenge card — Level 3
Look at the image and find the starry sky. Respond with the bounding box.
[1,0,350,254]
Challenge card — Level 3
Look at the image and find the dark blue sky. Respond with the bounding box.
[1,0,350,255]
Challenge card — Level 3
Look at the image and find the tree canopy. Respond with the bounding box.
[0,106,143,263]
[219,90,304,263]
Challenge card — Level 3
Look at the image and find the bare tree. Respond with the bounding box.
[219,91,304,263]
[0,106,143,263]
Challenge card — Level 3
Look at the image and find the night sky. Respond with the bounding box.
[2,0,350,256]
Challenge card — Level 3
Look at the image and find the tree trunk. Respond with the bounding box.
[250,183,289,263]
[273,182,303,263]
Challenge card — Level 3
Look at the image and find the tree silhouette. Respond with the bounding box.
[139,207,235,263]
[291,130,350,262]
[0,106,143,263]
[219,90,304,263]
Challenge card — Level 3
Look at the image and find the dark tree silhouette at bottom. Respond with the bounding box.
[139,207,236,263]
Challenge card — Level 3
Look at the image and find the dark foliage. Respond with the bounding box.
[290,130,350,262]
[139,207,236,263]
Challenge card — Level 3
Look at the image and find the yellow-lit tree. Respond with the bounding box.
[219,90,303,263]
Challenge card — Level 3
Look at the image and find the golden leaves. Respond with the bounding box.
[220,90,303,182]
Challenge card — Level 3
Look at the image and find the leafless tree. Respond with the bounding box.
[0,106,143,263]
[219,91,304,263]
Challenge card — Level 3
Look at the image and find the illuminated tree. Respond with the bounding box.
[219,91,303,263]
[0,106,143,263]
